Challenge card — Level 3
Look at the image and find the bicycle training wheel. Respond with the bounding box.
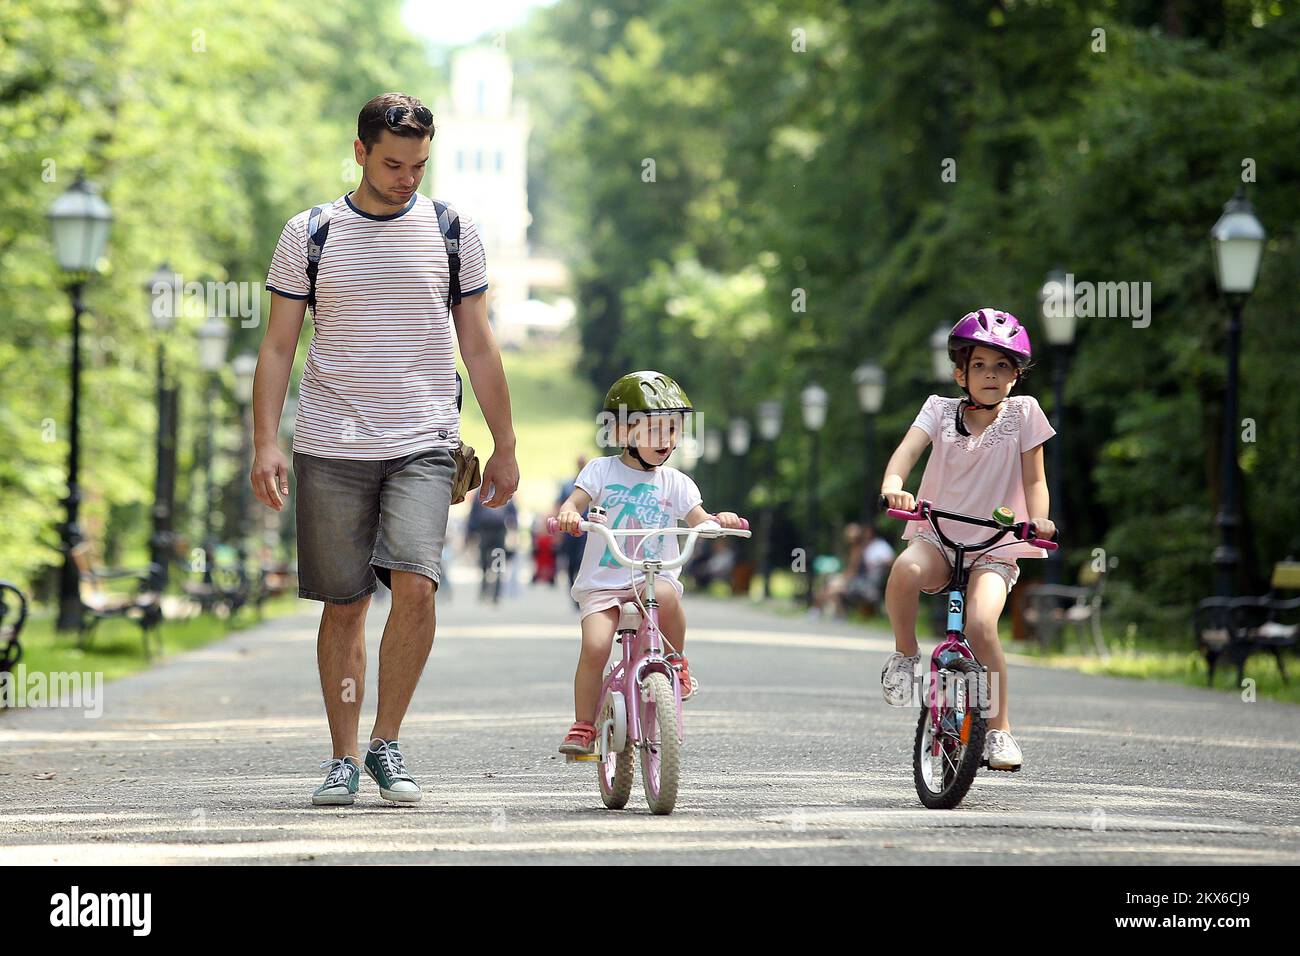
[597,693,634,809]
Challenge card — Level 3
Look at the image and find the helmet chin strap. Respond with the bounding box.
[955,391,1005,436]
[626,445,669,470]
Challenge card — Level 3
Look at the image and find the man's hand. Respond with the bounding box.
[251,443,291,512]
[478,447,519,508]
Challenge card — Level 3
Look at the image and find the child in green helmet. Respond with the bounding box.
[554,371,745,756]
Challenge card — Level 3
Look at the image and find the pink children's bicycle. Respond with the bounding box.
[548,513,750,814]
[879,496,1058,809]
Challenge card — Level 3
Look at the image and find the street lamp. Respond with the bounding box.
[48,173,113,632]
[702,427,723,506]
[930,325,952,384]
[146,264,181,593]
[278,392,299,563]
[1039,269,1076,584]
[677,433,702,473]
[197,308,229,583]
[756,400,782,598]
[801,383,828,607]
[727,416,751,509]
[1209,188,1265,598]
[852,362,885,520]
[231,353,258,582]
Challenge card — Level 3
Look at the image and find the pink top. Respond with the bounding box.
[902,394,1056,559]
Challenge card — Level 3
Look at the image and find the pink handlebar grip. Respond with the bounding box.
[739,517,750,531]
[887,508,923,521]
[1032,538,1059,551]
[546,517,559,535]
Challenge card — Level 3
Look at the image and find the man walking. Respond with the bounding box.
[249,93,518,806]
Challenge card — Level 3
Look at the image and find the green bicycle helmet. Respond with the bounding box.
[602,370,693,470]
[602,370,693,415]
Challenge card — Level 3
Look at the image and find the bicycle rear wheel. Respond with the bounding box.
[913,657,986,809]
[638,672,680,814]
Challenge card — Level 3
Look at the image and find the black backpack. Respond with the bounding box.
[304,196,466,411]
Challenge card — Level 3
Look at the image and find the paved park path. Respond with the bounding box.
[3,564,1298,864]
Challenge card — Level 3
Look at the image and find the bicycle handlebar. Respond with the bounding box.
[546,516,752,572]
[877,496,1058,551]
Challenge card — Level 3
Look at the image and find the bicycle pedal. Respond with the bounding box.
[565,753,599,763]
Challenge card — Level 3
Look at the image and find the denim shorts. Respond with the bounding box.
[293,447,457,603]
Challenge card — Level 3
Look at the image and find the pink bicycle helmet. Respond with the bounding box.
[947,308,1032,368]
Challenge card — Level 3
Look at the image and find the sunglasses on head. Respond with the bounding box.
[385,105,433,130]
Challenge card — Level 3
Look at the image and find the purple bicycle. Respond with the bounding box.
[548,513,750,814]
[879,496,1058,809]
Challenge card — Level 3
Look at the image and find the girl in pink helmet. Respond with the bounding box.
[878,309,1058,771]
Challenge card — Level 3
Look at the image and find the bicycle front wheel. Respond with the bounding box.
[913,657,986,810]
[638,672,681,814]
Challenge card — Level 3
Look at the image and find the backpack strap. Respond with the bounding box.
[431,198,462,307]
[304,202,334,311]
[433,198,466,413]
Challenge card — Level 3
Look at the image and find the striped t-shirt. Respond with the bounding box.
[265,191,488,460]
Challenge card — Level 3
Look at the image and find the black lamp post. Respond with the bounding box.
[48,173,113,632]
[1039,269,1077,584]
[727,417,751,510]
[1209,188,1265,599]
[278,393,298,564]
[801,383,828,607]
[147,265,181,593]
[702,428,723,506]
[930,324,952,386]
[197,308,229,583]
[852,362,885,521]
[232,352,258,578]
[756,400,782,599]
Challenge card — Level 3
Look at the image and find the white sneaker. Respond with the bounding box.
[984,729,1023,771]
[880,652,921,707]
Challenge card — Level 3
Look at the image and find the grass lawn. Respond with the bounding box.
[2,594,309,691]
[1007,627,1300,705]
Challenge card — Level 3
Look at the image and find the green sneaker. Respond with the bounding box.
[312,756,360,806]
[365,738,421,804]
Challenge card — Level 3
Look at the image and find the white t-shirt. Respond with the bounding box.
[570,456,703,598]
[265,191,489,460]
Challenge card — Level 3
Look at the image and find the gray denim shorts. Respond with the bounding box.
[293,447,457,603]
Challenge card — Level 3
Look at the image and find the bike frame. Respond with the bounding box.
[881,498,1058,735]
[549,516,751,759]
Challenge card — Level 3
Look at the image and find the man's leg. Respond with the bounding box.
[318,596,371,760]
[371,570,436,741]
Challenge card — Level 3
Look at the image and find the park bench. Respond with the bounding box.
[1195,562,1300,686]
[1,581,28,696]
[1018,565,1109,657]
[71,543,164,657]
[251,562,298,617]
[170,549,251,620]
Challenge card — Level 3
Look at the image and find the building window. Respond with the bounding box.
[495,151,503,172]
[475,150,483,172]
[456,150,464,171]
